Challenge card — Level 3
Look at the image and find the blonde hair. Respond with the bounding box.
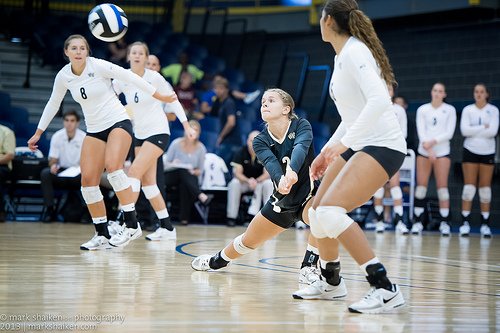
[127,41,150,57]
[265,88,297,120]
[187,120,201,142]
[323,0,396,86]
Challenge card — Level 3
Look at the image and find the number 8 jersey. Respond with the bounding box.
[37,57,156,133]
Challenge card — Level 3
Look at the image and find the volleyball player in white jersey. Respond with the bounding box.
[459,84,499,238]
[112,42,195,243]
[411,82,456,236]
[27,35,177,250]
[293,0,406,314]
[372,84,408,234]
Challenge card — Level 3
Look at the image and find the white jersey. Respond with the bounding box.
[460,103,499,155]
[416,102,457,157]
[48,128,86,169]
[393,103,407,139]
[201,153,228,189]
[326,37,406,154]
[112,68,187,139]
[38,57,156,133]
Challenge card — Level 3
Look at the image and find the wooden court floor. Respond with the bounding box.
[0,222,498,333]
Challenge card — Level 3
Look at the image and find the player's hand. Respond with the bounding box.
[50,164,59,175]
[27,133,41,152]
[277,175,292,195]
[428,149,437,162]
[185,126,197,140]
[154,91,178,103]
[310,152,328,180]
[284,169,298,188]
[322,141,348,165]
[423,140,437,150]
[247,178,258,190]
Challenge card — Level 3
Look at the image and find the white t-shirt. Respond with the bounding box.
[416,102,457,157]
[460,103,499,155]
[112,68,187,139]
[326,37,406,154]
[48,128,86,168]
[393,103,407,139]
[38,57,156,133]
[201,153,228,189]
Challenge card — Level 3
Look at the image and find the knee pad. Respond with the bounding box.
[479,187,492,203]
[415,186,427,200]
[233,234,254,255]
[309,207,327,239]
[373,187,385,199]
[390,186,403,200]
[461,184,476,202]
[142,185,160,199]
[315,206,354,239]
[129,177,141,193]
[81,186,103,205]
[437,188,449,201]
[107,169,130,192]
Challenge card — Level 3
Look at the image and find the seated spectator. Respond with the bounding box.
[226,131,273,227]
[108,37,128,67]
[0,123,15,222]
[175,71,200,119]
[163,120,213,225]
[200,74,261,116]
[213,77,241,168]
[40,109,86,222]
[161,52,204,86]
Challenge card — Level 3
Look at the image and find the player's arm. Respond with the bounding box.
[288,119,313,173]
[253,136,283,186]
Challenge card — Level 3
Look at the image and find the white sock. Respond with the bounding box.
[439,208,449,218]
[359,257,380,276]
[481,212,490,220]
[462,210,470,217]
[307,244,319,255]
[92,216,107,224]
[122,203,135,212]
[414,207,424,217]
[156,208,169,219]
[374,205,384,215]
[220,249,232,261]
[319,257,339,269]
[393,206,403,216]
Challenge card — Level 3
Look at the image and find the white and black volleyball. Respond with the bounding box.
[88,3,128,42]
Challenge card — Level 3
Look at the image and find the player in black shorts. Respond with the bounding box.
[191,88,339,292]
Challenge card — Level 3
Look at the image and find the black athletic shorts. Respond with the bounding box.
[462,148,495,165]
[341,146,406,179]
[260,183,318,229]
[135,134,170,151]
[86,119,133,143]
[417,152,450,159]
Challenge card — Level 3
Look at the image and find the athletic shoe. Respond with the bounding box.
[348,284,404,314]
[459,222,470,237]
[145,227,177,241]
[375,221,385,233]
[108,221,122,236]
[243,90,261,104]
[480,224,492,238]
[439,221,451,237]
[296,221,307,230]
[109,223,142,248]
[191,254,213,271]
[411,222,423,235]
[292,278,347,300]
[298,266,320,289]
[395,221,409,235]
[80,233,112,251]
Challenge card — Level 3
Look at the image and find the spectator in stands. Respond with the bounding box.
[163,120,213,226]
[372,84,408,234]
[40,109,86,222]
[160,52,204,86]
[0,123,15,222]
[200,74,261,117]
[175,71,199,119]
[411,82,456,236]
[147,54,177,122]
[459,83,499,238]
[226,130,273,227]
[213,77,241,168]
[394,95,408,111]
[108,37,128,67]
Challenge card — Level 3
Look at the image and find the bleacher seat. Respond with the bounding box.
[294,108,307,119]
[311,121,331,138]
[202,56,226,77]
[199,116,221,133]
[238,118,252,139]
[313,136,328,156]
[199,131,218,153]
[0,91,11,121]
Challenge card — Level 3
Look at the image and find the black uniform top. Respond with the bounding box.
[253,117,316,213]
[231,146,265,179]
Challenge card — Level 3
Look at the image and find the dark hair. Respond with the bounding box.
[474,83,490,102]
[63,109,80,122]
[323,0,396,86]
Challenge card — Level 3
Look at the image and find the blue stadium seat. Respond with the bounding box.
[199,116,221,133]
[169,129,184,143]
[202,56,226,77]
[313,136,329,156]
[223,68,245,86]
[169,119,184,131]
[200,131,218,153]
[185,44,208,63]
[9,106,30,134]
[238,118,252,138]
[311,121,331,138]
[0,91,11,121]
[294,108,308,119]
[0,120,14,131]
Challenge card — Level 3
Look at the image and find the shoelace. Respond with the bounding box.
[362,287,377,300]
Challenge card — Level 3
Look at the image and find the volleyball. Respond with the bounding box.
[88,3,128,42]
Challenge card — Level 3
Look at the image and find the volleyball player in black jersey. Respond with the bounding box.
[191,88,346,297]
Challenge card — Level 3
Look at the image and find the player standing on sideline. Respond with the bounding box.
[191,89,333,292]
[459,83,499,237]
[411,82,456,236]
[112,42,196,243]
[372,84,409,234]
[27,35,178,250]
[293,0,406,314]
